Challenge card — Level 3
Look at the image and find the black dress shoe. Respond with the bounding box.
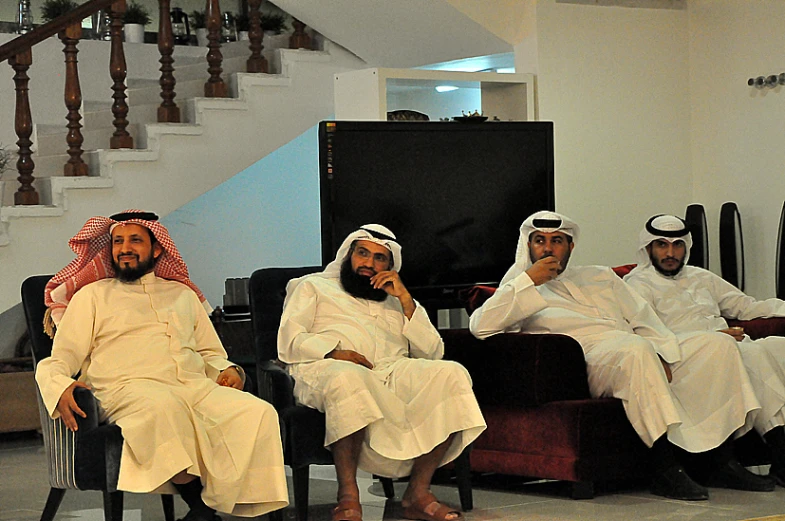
[651,466,709,500]
[176,511,222,521]
[770,463,785,487]
[707,459,776,491]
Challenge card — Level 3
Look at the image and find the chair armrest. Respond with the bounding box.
[441,329,591,407]
[726,317,785,340]
[256,360,296,411]
[73,386,100,432]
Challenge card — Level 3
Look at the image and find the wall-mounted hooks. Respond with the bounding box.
[748,73,785,88]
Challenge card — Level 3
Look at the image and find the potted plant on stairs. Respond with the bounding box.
[40,0,79,24]
[190,9,208,47]
[123,1,151,44]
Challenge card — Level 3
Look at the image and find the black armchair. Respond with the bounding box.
[249,267,473,521]
[21,274,175,521]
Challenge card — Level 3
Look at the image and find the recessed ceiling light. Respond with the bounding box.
[435,85,459,93]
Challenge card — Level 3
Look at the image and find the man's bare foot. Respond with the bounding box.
[402,491,462,521]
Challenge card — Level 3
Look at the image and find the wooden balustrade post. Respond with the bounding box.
[289,18,312,50]
[157,0,180,122]
[9,49,39,205]
[204,0,227,97]
[246,0,267,73]
[61,23,88,176]
[108,0,133,149]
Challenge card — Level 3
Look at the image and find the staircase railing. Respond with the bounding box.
[0,0,269,206]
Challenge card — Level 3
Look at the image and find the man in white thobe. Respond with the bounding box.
[625,213,785,485]
[469,210,772,500]
[278,224,485,521]
[36,210,288,521]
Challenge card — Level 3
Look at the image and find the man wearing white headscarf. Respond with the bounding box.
[625,213,785,485]
[470,210,771,500]
[279,224,485,521]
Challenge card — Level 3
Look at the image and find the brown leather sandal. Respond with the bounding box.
[402,492,463,521]
[332,497,363,521]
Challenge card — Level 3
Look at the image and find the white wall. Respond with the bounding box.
[688,0,785,299]
[519,0,693,271]
[161,123,322,306]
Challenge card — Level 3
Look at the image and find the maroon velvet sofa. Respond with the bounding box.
[442,269,785,499]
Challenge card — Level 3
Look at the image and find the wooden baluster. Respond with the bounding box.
[61,23,88,177]
[9,49,38,205]
[158,0,180,122]
[246,0,267,73]
[289,19,312,50]
[108,0,133,149]
[204,0,227,97]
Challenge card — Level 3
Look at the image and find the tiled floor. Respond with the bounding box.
[2,431,785,521]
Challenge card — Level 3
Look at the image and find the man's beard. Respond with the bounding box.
[112,253,156,282]
[339,257,388,302]
[651,252,685,277]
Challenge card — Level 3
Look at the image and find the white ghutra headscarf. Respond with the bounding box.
[284,224,402,300]
[632,214,693,272]
[500,211,580,286]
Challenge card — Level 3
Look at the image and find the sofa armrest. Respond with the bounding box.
[726,317,785,340]
[441,329,591,408]
[256,360,296,411]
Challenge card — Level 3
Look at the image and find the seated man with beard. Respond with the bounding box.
[278,224,485,521]
[36,210,288,521]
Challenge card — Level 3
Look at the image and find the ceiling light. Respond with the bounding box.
[435,85,459,93]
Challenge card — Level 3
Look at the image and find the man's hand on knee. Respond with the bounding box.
[56,381,90,431]
[325,349,374,369]
[217,366,244,389]
[718,327,745,342]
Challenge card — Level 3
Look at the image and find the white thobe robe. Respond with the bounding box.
[36,273,288,517]
[626,264,785,434]
[278,276,486,478]
[469,265,759,452]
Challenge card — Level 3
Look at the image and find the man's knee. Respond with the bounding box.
[617,336,661,362]
[322,362,378,400]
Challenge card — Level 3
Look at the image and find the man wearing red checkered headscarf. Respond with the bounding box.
[36,211,288,521]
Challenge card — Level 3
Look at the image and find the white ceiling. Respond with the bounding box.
[268,0,513,68]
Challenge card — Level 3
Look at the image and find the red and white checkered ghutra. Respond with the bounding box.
[43,209,207,337]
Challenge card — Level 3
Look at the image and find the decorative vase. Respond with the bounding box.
[196,27,209,47]
[124,23,145,43]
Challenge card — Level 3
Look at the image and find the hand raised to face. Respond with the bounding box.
[369,270,408,297]
[526,256,562,286]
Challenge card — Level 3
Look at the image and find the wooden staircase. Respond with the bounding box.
[0,32,366,312]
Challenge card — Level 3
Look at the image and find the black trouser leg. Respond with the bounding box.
[173,479,216,520]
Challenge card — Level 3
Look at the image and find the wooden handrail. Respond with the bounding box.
[0,0,115,64]
[1,0,303,206]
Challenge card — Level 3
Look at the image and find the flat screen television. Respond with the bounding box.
[319,120,555,293]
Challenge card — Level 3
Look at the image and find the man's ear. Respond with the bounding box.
[569,241,575,253]
[153,243,163,259]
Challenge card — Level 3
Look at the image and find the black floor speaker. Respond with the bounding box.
[719,202,745,291]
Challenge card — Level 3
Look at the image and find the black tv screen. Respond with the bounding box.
[319,120,555,291]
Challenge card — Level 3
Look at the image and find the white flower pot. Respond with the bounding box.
[196,27,209,47]
[124,24,145,44]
